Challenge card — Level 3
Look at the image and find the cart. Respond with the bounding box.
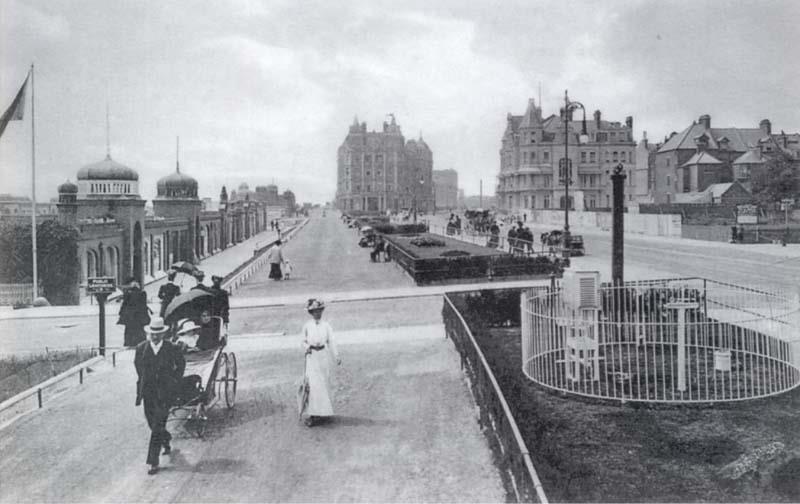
[164,291,238,437]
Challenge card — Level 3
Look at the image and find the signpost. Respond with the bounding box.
[87,277,116,356]
[736,204,758,225]
[781,198,794,225]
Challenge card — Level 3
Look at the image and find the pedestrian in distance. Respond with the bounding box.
[119,277,150,347]
[157,270,181,318]
[134,317,185,475]
[300,299,341,427]
[268,240,284,280]
[209,275,230,327]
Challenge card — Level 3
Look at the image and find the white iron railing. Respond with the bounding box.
[521,277,800,403]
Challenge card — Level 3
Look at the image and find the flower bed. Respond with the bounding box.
[386,233,563,284]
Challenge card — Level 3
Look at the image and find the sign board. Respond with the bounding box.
[87,276,117,295]
[737,204,758,224]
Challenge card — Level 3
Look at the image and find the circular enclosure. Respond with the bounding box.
[521,278,800,403]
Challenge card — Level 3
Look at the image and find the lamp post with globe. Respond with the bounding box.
[560,90,589,258]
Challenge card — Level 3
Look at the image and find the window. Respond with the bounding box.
[524,196,529,208]
[605,151,610,163]
[606,195,610,207]
[530,132,536,144]
[356,185,361,191]
[589,174,597,187]
[588,198,596,209]
[531,151,536,161]
[367,185,371,192]
[366,170,371,176]
[590,152,596,163]
[531,195,536,208]
[613,151,619,162]
[543,151,550,162]
[666,175,671,187]
[666,158,670,167]
[523,152,527,163]
[544,196,550,209]
[610,132,617,141]
[581,151,587,163]
[543,176,551,188]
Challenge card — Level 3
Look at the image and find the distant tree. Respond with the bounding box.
[0,220,79,305]
[751,153,799,205]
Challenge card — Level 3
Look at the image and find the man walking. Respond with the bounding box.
[134,317,185,475]
[157,270,180,318]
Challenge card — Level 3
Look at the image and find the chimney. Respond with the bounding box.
[760,119,772,136]
[698,114,711,129]
[643,130,648,148]
[594,109,601,128]
[625,116,633,130]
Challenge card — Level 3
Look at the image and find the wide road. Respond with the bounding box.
[0,322,505,502]
[429,214,800,292]
[235,211,414,298]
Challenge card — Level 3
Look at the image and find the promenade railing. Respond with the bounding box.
[443,293,549,503]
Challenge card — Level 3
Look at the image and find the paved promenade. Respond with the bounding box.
[0,323,505,502]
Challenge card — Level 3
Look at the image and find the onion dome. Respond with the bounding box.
[238,182,250,191]
[77,154,138,181]
[58,179,78,194]
[157,168,198,199]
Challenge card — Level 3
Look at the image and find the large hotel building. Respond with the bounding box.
[496,98,636,211]
[336,115,433,213]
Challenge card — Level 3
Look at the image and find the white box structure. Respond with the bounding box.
[561,271,601,382]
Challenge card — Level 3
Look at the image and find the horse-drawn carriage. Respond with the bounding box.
[163,290,238,437]
[540,229,585,256]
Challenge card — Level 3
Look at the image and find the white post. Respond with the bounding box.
[676,307,686,392]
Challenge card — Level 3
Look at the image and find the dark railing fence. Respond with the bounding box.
[443,294,548,504]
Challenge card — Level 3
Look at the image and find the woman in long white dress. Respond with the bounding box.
[302,299,340,426]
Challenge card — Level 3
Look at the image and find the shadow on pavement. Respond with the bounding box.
[318,415,400,428]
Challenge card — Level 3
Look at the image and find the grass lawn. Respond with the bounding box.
[449,293,800,502]
[0,349,96,403]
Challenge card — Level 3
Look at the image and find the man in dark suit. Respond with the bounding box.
[191,270,213,293]
[134,317,186,475]
[119,278,150,347]
[210,275,230,326]
[157,270,181,318]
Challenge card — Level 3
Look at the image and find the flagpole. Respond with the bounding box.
[30,63,37,300]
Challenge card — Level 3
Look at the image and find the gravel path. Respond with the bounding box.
[0,325,506,502]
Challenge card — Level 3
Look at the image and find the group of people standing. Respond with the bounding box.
[507,221,535,255]
[117,269,230,348]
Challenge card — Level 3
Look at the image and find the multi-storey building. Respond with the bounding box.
[632,132,660,204]
[496,98,636,212]
[336,115,433,213]
[433,169,459,210]
[653,115,800,203]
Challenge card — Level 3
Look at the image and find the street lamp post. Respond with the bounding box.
[561,90,589,258]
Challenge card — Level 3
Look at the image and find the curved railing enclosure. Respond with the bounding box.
[521,277,800,403]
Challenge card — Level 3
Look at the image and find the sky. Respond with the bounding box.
[0,0,798,204]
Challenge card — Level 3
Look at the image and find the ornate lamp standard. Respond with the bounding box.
[560,90,589,257]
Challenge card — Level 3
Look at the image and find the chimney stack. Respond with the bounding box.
[699,114,711,129]
[760,119,772,136]
[625,116,633,130]
[594,110,601,128]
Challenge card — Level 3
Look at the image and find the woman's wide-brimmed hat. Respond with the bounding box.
[177,320,201,335]
[147,317,169,334]
[306,298,325,312]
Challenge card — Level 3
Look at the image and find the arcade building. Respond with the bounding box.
[56,153,292,294]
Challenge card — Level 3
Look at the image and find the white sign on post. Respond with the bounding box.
[737,204,758,224]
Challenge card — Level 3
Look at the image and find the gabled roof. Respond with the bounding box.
[707,183,735,199]
[682,151,722,167]
[659,123,767,153]
[518,99,542,129]
[733,149,766,165]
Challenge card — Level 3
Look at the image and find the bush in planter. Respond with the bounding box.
[410,236,446,247]
[372,223,428,234]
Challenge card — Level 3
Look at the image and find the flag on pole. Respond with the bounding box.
[0,74,29,139]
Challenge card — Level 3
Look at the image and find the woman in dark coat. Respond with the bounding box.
[119,279,151,347]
